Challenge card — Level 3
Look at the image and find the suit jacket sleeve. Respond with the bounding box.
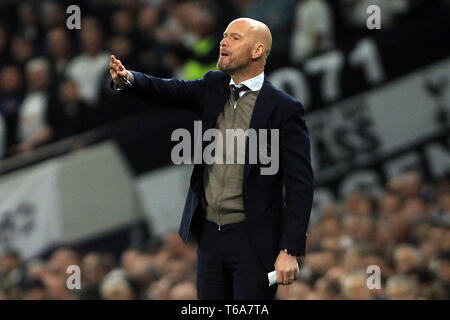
[279,100,314,257]
[115,70,210,114]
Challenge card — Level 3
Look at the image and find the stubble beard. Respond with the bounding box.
[217,56,247,78]
[217,57,233,74]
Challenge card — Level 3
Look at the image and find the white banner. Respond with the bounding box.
[0,162,62,260]
[309,56,450,184]
[135,164,193,237]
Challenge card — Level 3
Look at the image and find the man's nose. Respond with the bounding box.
[220,37,228,47]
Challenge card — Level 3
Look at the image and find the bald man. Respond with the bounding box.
[110,18,314,300]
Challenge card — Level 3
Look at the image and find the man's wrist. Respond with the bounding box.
[113,71,134,91]
[282,248,300,257]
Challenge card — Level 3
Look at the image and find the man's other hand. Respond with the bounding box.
[275,250,300,285]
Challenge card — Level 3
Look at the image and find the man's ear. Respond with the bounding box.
[252,44,265,59]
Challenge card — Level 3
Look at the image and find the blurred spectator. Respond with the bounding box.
[46,247,81,276]
[0,65,24,151]
[146,276,172,300]
[290,0,334,63]
[0,25,9,67]
[100,269,134,300]
[393,244,422,274]
[9,34,35,68]
[12,57,52,154]
[385,274,417,299]
[46,79,94,141]
[314,277,341,300]
[16,1,42,44]
[79,252,116,300]
[46,27,73,78]
[286,281,314,300]
[378,192,402,217]
[65,19,109,107]
[111,9,135,37]
[344,192,373,217]
[173,1,219,80]
[435,251,450,293]
[170,281,197,300]
[0,113,5,158]
[432,185,450,227]
[21,279,47,300]
[341,271,372,300]
[135,6,160,67]
[343,215,374,243]
[0,249,24,299]
[40,1,67,30]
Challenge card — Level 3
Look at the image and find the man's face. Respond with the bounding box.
[217,21,254,73]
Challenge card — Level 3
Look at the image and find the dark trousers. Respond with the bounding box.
[196,219,278,300]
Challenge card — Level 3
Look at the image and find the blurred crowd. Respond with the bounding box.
[278,171,450,300]
[0,170,449,300]
[0,0,445,158]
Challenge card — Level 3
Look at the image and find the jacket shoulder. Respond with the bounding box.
[267,81,305,117]
[203,70,229,83]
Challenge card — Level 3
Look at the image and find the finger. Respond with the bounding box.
[111,56,118,69]
[117,60,124,71]
[288,271,293,282]
[286,270,295,284]
[110,57,119,72]
[110,69,119,82]
[276,271,282,285]
[282,271,288,285]
[118,70,127,78]
[286,272,292,284]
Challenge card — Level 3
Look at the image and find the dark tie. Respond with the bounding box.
[230,84,249,101]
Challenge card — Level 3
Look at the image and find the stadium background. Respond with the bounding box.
[0,0,449,300]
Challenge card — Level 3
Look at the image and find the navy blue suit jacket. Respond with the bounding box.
[118,70,314,272]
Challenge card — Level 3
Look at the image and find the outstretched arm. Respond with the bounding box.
[109,55,206,114]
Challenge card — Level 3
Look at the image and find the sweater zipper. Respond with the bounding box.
[217,207,222,231]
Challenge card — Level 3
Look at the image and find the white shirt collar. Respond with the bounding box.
[229,72,265,92]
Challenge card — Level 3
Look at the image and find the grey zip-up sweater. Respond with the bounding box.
[203,89,261,228]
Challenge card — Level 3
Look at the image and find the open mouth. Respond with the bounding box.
[220,52,230,57]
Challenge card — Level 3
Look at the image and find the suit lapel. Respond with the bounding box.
[248,80,277,133]
[244,80,277,184]
[203,75,230,132]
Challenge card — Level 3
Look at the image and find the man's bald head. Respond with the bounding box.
[229,18,272,61]
[217,18,272,81]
